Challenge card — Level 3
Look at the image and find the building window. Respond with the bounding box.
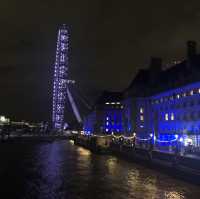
[140,115,144,121]
[190,90,194,96]
[198,88,200,94]
[176,94,180,99]
[140,107,144,113]
[171,113,174,120]
[165,113,169,121]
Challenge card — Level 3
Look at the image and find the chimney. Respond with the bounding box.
[187,40,197,59]
[149,57,162,72]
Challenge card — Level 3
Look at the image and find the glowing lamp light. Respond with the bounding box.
[179,137,183,142]
[133,132,136,137]
[150,133,153,137]
[153,136,156,141]
[175,134,178,139]
[0,116,6,123]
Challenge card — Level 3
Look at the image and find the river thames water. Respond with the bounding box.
[0,140,200,199]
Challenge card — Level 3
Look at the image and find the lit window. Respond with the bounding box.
[198,88,200,94]
[140,125,144,128]
[140,115,144,121]
[116,102,121,105]
[171,113,174,120]
[183,93,186,97]
[106,128,109,132]
[140,107,144,113]
[176,94,180,99]
[111,102,115,105]
[165,113,169,121]
[121,105,124,109]
[106,122,109,125]
[106,117,109,120]
[105,102,110,105]
[190,90,193,95]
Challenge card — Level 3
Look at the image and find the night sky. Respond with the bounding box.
[0,0,200,122]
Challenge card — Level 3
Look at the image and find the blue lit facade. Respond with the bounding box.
[135,98,152,138]
[83,41,200,149]
[103,102,124,134]
[83,112,96,134]
[149,81,200,146]
[122,97,136,134]
[83,92,124,135]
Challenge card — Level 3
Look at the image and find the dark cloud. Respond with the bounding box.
[0,0,200,122]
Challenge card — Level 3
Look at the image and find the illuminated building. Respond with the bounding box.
[83,91,124,134]
[150,81,200,147]
[126,41,200,148]
[83,41,200,149]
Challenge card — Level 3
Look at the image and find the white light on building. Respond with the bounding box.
[171,113,174,120]
[165,113,169,121]
[140,107,144,113]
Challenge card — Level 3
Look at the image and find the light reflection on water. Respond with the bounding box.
[0,140,200,199]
